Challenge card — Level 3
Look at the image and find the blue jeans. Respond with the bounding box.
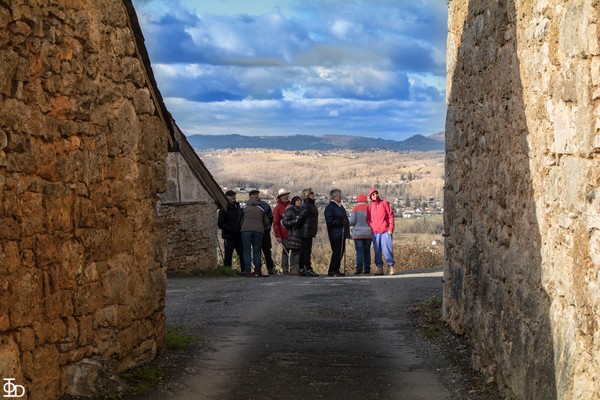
[354,239,372,273]
[242,231,263,273]
[372,233,395,268]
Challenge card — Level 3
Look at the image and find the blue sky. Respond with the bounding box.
[132,0,447,141]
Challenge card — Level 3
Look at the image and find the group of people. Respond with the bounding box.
[217,187,396,277]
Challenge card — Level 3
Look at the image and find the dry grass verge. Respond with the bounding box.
[219,230,443,275]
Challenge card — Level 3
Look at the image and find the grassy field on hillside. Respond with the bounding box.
[199,149,444,201]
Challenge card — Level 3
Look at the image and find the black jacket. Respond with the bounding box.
[294,198,319,238]
[282,204,302,250]
[217,201,243,239]
[257,200,274,231]
[324,201,351,240]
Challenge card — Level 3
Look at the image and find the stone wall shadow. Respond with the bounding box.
[444,0,556,398]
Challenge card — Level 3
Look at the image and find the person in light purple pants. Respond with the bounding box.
[367,188,396,275]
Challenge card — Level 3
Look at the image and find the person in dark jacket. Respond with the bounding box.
[282,195,303,274]
[293,188,319,277]
[217,190,244,271]
[324,188,351,276]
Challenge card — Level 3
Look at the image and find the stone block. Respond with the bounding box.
[28,345,60,400]
[1,241,20,274]
[42,183,74,232]
[132,88,155,115]
[72,281,107,317]
[18,327,35,352]
[61,358,116,397]
[50,319,67,343]
[0,335,24,382]
[11,272,42,327]
[77,315,94,347]
[0,217,21,241]
[0,314,9,332]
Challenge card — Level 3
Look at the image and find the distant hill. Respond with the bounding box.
[186,133,445,152]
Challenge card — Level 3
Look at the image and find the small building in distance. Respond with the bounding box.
[158,122,227,274]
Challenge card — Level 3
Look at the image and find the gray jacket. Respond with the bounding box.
[241,198,269,233]
[348,202,372,240]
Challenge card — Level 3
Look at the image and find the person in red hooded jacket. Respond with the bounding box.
[272,188,291,274]
[366,188,396,275]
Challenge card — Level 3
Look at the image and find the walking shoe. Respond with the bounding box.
[245,271,254,277]
[389,267,395,276]
[299,269,307,276]
[354,271,362,275]
[306,269,319,277]
[374,268,384,276]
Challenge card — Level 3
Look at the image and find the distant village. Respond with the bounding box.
[223,186,443,218]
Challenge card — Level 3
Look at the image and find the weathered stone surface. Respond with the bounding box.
[158,152,219,273]
[61,358,107,397]
[0,1,168,399]
[158,202,219,273]
[445,1,600,399]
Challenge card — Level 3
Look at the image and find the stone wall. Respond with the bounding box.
[0,1,169,399]
[444,0,599,399]
[158,152,219,273]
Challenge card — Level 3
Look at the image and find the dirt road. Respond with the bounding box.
[151,270,454,400]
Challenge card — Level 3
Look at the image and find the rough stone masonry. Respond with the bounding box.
[444,1,599,399]
[0,1,169,399]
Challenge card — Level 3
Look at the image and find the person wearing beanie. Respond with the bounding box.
[367,188,396,275]
[349,193,373,275]
[281,195,303,274]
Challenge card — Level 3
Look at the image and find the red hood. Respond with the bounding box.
[356,193,368,203]
[368,188,380,201]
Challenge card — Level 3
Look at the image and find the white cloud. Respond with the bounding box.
[330,19,361,39]
[132,0,448,140]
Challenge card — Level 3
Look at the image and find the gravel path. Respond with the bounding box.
[144,269,462,400]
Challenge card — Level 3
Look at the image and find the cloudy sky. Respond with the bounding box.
[132,0,448,141]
